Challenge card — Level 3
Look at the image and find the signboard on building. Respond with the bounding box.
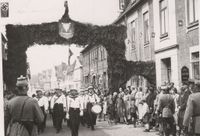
[181,66,189,83]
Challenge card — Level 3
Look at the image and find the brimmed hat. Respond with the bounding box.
[16,75,28,87]
[88,85,94,90]
[55,88,62,92]
[188,79,195,84]
[160,85,168,90]
[36,90,42,93]
[69,89,79,97]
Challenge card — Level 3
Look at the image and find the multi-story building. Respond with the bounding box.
[153,0,200,88]
[81,45,108,91]
[114,0,155,88]
[64,57,83,91]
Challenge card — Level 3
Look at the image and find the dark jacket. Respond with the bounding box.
[183,92,200,127]
[6,96,44,128]
[157,94,175,115]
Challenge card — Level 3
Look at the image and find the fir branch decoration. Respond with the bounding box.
[4,4,156,92]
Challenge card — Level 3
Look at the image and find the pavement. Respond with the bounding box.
[40,116,157,136]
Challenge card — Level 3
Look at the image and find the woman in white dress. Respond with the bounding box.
[135,87,144,121]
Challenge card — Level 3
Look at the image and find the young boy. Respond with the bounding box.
[129,98,138,127]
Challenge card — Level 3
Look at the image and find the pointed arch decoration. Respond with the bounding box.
[4,2,155,92]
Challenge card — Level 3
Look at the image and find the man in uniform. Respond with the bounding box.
[66,89,83,136]
[156,86,176,136]
[5,75,44,136]
[50,88,66,133]
[85,86,100,130]
[183,83,200,136]
[36,90,48,133]
[79,88,86,126]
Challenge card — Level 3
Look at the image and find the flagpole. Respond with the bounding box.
[0,22,5,136]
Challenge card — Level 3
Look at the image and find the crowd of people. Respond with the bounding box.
[98,81,200,136]
[3,75,200,136]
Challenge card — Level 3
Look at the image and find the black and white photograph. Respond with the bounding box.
[0,0,200,136]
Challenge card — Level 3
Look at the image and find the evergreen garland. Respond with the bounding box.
[5,6,156,91]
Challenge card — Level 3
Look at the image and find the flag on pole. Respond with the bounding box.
[68,48,73,65]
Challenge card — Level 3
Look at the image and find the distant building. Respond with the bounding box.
[81,44,108,91]
[63,57,82,91]
[114,0,155,88]
[55,62,68,89]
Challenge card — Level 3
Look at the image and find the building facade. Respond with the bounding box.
[63,58,83,91]
[114,0,155,88]
[81,44,108,91]
[153,0,200,88]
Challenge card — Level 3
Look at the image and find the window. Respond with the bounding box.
[160,0,168,36]
[187,0,198,25]
[143,11,149,44]
[191,52,200,80]
[131,20,136,49]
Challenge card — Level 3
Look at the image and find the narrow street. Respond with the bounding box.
[41,116,157,136]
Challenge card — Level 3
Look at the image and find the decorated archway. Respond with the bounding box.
[4,3,155,92]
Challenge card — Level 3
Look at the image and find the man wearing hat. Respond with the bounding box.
[5,75,44,136]
[79,88,87,126]
[50,88,66,133]
[183,83,200,136]
[85,85,100,130]
[36,90,48,133]
[66,89,83,136]
[156,85,176,136]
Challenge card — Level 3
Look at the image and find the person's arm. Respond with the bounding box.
[5,101,11,131]
[33,100,44,124]
[44,97,49,111]
[62,95,67,111]
[95,94,100,103]
[171,98,175,114]
[156,97,162,114]
[50,96,54,109]
[180,92,190,110]
[79,97,84,116]
[183,95,193,127]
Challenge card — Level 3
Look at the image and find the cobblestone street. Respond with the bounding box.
[41,117,157,136]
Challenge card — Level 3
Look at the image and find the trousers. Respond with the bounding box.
[52,103,64,131]
[87,103,97,127]
[38,106,46,132]
[69,108,80,136]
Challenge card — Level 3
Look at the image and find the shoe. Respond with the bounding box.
[91,126,95,130]
[143,129,150,132]
[56,129,60,133]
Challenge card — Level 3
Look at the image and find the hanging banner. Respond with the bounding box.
[59,22,74,39]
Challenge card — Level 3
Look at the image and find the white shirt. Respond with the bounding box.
[86,94,100,103]
[67,96,83,111]
[37,96,49,111]
[50,94,66,109]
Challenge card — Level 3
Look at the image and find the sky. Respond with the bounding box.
[2,0,120,75]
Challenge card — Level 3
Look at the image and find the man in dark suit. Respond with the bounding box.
[183,83,200,136]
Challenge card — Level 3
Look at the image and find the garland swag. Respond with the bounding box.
[5,5,156,92]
